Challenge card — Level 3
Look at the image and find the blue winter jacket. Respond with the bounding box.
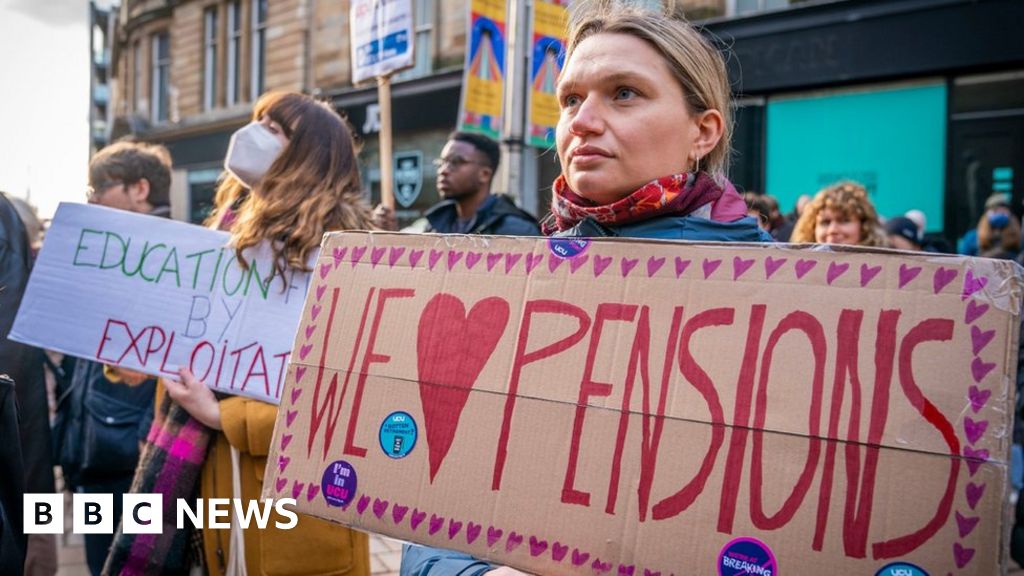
[400,212,772,576]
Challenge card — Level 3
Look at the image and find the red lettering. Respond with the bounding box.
[141,325,166,365]
[493,299,591,490]
[96,319,127,362]
[115,324,148,365]
[608,306,652,514]
[158,331,178,375]
[242,346,269,395]
[308,287,359,459]
[227,342,257,390]
[273,351,290,398]
[189,340,216,381]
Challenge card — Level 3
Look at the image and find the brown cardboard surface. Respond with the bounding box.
[263,232,1022,575]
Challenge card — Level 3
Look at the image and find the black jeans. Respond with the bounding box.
[80,475,134,576]
[0,375,26,576]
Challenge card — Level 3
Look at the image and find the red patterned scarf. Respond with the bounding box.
[543,171,744,234]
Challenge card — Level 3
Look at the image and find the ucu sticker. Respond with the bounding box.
[548,238,589,259]
[874,562,929,576]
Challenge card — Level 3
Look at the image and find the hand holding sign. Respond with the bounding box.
[165,367,223,430]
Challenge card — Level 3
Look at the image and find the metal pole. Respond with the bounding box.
[499,0,530,209]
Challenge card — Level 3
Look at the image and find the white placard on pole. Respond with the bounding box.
[9,203,312,404]
[351,0,415,85]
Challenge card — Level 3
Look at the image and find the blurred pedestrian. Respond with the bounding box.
[772,193,810,243]
[884,216,923,251]
[790,181,886,247]
[742,192,773,232]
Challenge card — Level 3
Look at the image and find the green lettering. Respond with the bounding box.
[156,247,182,287]
[185,249,216,290]
[72,228,103,267]
[246,258,272,300]
[221,260,247,297]
[100,232,127,270]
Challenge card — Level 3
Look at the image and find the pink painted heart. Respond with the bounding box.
[898,264,921,289]
[968,385,991,413]
[372,498,388,519]
[306,485,319,502]
[280,433,293,450]
[955,511,980,538]
[548,255,565,273]
[860,263,882,287]
[332,247,348,269]
[933,267,957,294]
[319,263,331,279]
[428,249,444,270]
[971,357,996,383]
[505,253,523,273]
[643,570,661,576]
[552,542,569,562]
[310,305,322,321]
[529,535,548,557]
[299,344,313,360]
[593,255,613,277]
[447,251,464,271]
[286,410,298,427]
[448,519,463,539]
[315,285,327,301]
[428,514,444,535]
[389,247,406,267]
[487,526,504,547]
[621,258,639,277]
[826,262,849,285]
[466,522,482,544]
[417,294,510,480]
[410,509,427,531]
[962,269,989,301]
[350,246,367,268]
[305,324,316,340]
[570,254,590,274]
[647,256,665,277]
[291,481,304,500]
[963,417,988,444]
[592,558,613,574]
[392,504,409,525]
[953,542,975,569]
[505,532,524,552]
[966,482,985,509]
[356,495,370,515]
[275,477,287,492]
[486,252,503,271]
[409,249,424,268]
[290,387,302,404]
[525,253,544,274]
[971,325,996,355]
[702,258,722,279]
[295,366,307,383]
[965,301,990,324]
[674,257,691,278]
[732,256,754,280]
[764,256,786,279]
[619,565,636,576]
[964,446,989,476]
[572,549,591,567]
[370,247,386,267]
[277,455,290,472]
[465,251,482,270]
[795,259,817,279]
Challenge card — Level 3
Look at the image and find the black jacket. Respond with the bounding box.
[423,194,540,236]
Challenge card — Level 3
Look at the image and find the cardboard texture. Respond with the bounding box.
[264,232,1022,575]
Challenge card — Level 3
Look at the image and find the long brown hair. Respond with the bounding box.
[790,181,885,247]
[208,92,374,278]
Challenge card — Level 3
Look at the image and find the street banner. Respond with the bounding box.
[351,0,415,85]
[265,231,1020,574]
[457,0,507,139]
[9,203,311,404]
[527,0,568,148]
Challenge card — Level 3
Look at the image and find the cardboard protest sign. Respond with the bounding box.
[10,203,310,403]
[265,232,1021,575]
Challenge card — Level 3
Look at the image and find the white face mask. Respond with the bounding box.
[224,122,284,188]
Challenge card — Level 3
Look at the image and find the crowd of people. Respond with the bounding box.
[0,0,1022,574]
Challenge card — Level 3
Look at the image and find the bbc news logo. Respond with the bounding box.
[24,494,298,534]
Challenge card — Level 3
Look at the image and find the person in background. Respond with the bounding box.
[790,181,886,247]
[771,193,810,243]
[959,193,1012,256]
[976,200,1021,260]
[107,92,374,576]
[884,215,923,251]
[402,1,769,571]
[742,192,773,232]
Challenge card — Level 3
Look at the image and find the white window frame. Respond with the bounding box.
[250,0,267,100]
[132,40,142,114]
[227,0,242,105]
[397,0,433,80]
[151,32,170,123]
[203,7,218,111]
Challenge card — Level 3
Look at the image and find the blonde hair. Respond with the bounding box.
[207,92,375,278]
[790,181,885,247]
[564,0,732,179]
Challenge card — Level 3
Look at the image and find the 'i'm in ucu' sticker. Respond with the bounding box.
[321,460,357,508]
[548,237,590,259]
[718,537,777,576]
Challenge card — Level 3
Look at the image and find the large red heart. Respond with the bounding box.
[417,293,510,481]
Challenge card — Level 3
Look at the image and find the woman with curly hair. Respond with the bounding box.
[789,181,886,247]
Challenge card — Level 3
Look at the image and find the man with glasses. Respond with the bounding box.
[419,131,539,235]
[86,140,173,217]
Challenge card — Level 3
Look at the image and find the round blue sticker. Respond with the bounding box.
[379,411,418,459]
[321,460,357,508]
[874,562,929,576]
[548,238,590,259]
[718,537,777,576]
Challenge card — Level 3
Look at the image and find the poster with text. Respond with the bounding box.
[351,0,415,84]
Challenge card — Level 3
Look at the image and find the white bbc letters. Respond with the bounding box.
[122,494,163,534]
[23,494,62,534]
[73,493,114,534]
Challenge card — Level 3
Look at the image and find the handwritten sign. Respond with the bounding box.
[351,0,415,84]
[10,203,311,403]
[265,232,1021,574]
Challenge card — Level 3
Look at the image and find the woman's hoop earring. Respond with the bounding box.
[692,154,701,174]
